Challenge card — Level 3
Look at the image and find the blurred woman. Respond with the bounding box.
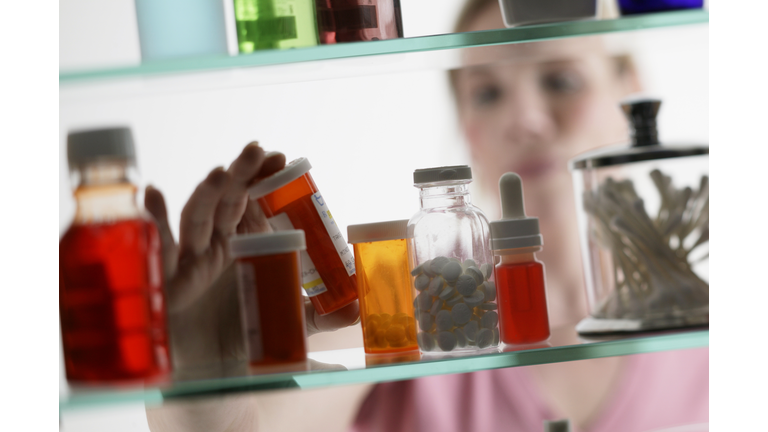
[349,1,708,431]
[146,1,708,431]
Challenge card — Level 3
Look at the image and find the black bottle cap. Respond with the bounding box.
[622,99,661,147]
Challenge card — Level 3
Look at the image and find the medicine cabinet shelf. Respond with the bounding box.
[59,325,708,412]
[59,9,707,85]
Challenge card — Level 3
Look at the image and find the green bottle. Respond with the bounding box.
[234,0,319,52]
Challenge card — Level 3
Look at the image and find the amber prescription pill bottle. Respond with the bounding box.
[348,220,418,354]
[249,158,358,316]
[230,230,308,367]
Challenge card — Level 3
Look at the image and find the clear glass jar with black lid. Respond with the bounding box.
[570,99,709,334]
[407,166,499,353]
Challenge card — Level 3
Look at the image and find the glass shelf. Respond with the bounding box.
[60,10,707,85]
[59,325,708,412]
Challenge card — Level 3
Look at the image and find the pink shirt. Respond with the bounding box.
[350,348,708,432]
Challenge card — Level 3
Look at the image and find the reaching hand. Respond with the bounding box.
[144,143,359,378]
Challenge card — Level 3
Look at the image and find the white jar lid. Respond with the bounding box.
[248,157,312,199]
[348,219,408,244]
[230,230,306,258]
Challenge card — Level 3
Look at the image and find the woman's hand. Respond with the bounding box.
[144,143,359,378]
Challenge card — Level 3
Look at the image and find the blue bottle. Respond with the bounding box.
[618,0,703,15]
[134,0,229,61]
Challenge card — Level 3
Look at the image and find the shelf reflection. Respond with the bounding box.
[60,324,707,411]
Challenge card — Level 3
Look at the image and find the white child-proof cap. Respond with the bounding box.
[347,219,408,244]
[489,172,543,250]
[248,157,312,199]
[229,230,306,258]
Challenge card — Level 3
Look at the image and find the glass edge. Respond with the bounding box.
[292,329,709,389]
[59,329,708,412]
[59,10,708,85]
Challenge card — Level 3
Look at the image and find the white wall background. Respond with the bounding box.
[59,1,707,429]
[60,1,708,239]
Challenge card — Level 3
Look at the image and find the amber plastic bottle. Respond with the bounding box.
[249,158,357,315]
[59,127,170,383]
[348,220,418,354]
[230,230,308,367]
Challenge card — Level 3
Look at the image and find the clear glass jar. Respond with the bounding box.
[407,166,499,353]
[570,99,709,334]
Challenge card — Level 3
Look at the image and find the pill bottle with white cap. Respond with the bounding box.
[490,172,551,345]
[407,165,500,353]
[248,157,358,316]
[230,230,308,368]
[348,220,418,355]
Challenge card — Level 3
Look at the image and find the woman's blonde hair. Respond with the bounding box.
[448,0,636,98]
[454,0,500,34]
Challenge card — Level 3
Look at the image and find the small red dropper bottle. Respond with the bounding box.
[490,172,550,345]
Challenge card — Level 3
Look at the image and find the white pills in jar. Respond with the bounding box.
[411,256,499,352]
[436,310,453,332]
[437,331,457,351]
[428,276,445,296]
[440,261,462,282]
[481,311,498,329]
[476,328,493,348]
[414,273,430,291]
[417,332,436,351]
[456,275,477,297]
[463,290,485,308]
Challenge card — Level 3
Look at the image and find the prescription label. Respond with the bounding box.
[236,262,264,363]
[267,212,328,297]
[310,192,356,277]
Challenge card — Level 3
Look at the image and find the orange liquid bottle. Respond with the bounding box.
[249,158,357,316]
[230,231,308,368]
[60,128,170,382]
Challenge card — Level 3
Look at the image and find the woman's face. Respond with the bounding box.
[454,4,639,323]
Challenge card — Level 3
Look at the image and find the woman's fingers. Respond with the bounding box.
[166,241,229,313]
[145,186,179,279]
[214,143,267,236]
[237,199,273,235]
[235,151,286,234]
[305,300,360,337]
[255,151,287,180]
[179,167,231,258]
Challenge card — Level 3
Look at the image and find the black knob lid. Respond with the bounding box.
[621,99,661,147]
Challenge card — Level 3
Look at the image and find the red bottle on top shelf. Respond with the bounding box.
[316,0,403,44]
[60,127,170,383]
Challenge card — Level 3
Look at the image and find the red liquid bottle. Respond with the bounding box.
[60,128,170,383]
[316,0,403,44]
[489,173,551,345]
[495,253,550,344]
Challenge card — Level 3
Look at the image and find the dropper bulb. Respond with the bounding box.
[499,172,526,220]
